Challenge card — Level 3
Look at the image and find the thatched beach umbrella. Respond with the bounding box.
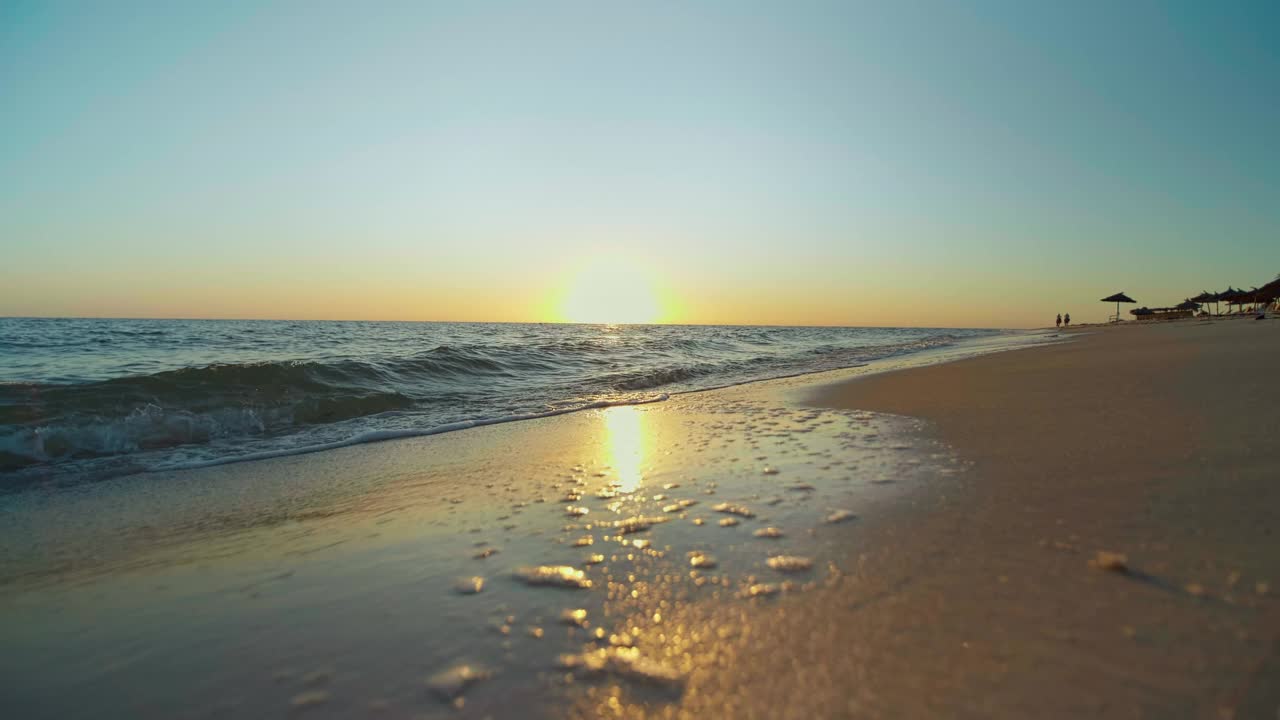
[1175,299,1201,311]
[1256,278,1280,306]
[1222,287,1256,310]
[1212,287,1244,314]
[1191,290,1221,316]
[1240,285,1275,310]
[1101,292,1136,321]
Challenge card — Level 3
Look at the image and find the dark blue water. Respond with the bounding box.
[0,318,1004,487]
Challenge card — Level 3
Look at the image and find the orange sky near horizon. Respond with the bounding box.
[0,256,1235,329]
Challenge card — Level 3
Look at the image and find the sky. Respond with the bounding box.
[2,1,1278,328]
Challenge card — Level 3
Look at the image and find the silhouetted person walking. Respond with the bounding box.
[1056,314,1062,328]
[1064,313,1071,326]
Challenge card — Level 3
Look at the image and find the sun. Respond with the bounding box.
[555,258,668,324]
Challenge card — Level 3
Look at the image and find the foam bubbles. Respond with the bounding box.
[825,509,857,524]
[688,552,718,569]
[766,556,813,573]
[454,577,485,594]
[711,502,755,518]
[512,566,593,589]
[426,664,491,700]
[556,647,683,688]
[559,608,589,627]
[610,516,668,534]
[745,583,781,598]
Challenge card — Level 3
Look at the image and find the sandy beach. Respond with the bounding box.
[8,3,1279,717]
[806,317,1280,718]
[2,318,1278,719]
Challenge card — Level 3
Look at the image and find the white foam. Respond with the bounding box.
[149,394,670,474]
[16,327,1063,483]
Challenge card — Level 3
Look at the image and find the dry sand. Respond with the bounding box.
[801,317,1280,718]
[2,319,1277,719]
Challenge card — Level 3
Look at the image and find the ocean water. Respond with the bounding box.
[0,318,1006,488]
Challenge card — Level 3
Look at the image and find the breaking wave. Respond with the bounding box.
[0,319,1003,487]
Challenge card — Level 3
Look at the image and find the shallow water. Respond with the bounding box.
[0,381,968,719]
[0,318,1005,486]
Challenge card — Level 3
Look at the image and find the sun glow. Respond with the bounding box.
[603,406,648,495]
[555,259,669,324]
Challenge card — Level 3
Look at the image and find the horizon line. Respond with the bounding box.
[0,314,1012,331]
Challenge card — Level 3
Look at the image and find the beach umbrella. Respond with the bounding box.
[1243,286,1270,310]
[1175,300,1201,312]
[1256,278,1280,303]
[1262,281,1280,313]
[1189,291,1217,317]
[1215,287,1241,314]
[1222,287,1255,309]
[1244,288,1263,311]
[1100,292,1136,321]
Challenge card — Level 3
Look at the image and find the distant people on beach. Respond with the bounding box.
[1056,314,1062,328]
[1064,313,1071,326]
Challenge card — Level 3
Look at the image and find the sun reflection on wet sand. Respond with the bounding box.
[604,406,648,495]
[1,387,960,719]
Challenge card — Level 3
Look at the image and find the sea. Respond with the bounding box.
[0,318,1017,489]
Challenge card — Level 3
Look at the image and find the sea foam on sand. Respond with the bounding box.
[0,371,955,720]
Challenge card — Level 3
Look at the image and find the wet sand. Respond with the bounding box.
[0,374,961,719]
[2,321,1277,718]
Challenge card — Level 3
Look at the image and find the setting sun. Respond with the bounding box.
[555,259,669,324]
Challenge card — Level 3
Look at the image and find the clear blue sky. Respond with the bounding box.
[2,1,1277,326]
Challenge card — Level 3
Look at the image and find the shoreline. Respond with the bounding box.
[2,378,960,718]
[3,326,1052,490]
[2,319,1276,717]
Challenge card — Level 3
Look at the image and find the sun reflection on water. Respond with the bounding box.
[604,406,648,495]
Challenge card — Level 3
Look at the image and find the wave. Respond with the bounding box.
[0,344,674,473]
[607,363,720,391]
[146,394,671,474]
[0,320,1007,486]
[0,358,432,470]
